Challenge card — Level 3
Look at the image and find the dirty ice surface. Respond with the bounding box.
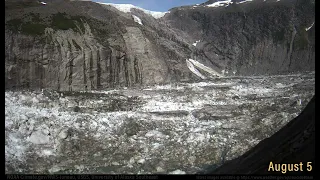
[5,72,314,174]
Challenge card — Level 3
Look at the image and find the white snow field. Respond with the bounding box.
[97,3,168,19]
[5,72,314,174]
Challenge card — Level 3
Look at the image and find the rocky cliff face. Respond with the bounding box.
[5,0,192,91]
[164,0,315,76]
[5,0,315,91]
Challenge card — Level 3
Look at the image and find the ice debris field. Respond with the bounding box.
[5,72,314,174]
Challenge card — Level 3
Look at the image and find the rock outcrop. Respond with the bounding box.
[164,0,315,76]
[5,0,192,91]
[5,0,315,91]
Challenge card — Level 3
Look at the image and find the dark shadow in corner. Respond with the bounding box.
[202,95,315,175]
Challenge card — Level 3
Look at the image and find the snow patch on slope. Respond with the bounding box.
[192,40,200,47]
[305,22,314,31]
[132,15,143,25]
[98,3,167,19]
[188,59,223,77]
[186,59,207,79]
[207,0,232,7]
[236,0,253,4]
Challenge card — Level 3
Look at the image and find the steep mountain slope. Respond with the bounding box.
[164,0,315,76]
[5,0,193,91]
[5,0,315,91]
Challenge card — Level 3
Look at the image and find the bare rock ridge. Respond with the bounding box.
[5,0,314,91]
[203,95,315,174]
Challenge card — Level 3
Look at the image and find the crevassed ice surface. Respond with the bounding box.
[5,72,314,174]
